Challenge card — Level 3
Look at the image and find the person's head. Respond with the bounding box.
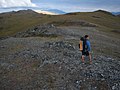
[80,37,84,41]
[85,35,89,39]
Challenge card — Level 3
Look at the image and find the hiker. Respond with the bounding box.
[79,35,92,64]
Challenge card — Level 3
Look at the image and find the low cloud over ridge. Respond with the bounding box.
[0,0,36,8]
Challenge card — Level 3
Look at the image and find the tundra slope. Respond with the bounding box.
[0,24,120,90]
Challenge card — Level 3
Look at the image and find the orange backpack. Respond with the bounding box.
[79,40,83,51]
[79,37,84,51]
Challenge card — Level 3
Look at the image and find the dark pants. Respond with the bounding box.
[82,51,89,56]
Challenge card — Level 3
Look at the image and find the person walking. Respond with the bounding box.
[79,35,92,64]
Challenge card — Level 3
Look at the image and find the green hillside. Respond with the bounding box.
[0,10,120,38]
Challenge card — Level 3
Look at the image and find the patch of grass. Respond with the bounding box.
[53,11,120,29]
[37,34,58,38]
[9,44,24,53]
[0,13,48,37]
[50,21,97,27]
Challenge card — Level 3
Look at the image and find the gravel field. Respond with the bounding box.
[0,25,120,90]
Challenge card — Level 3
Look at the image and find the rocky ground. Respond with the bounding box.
[0,24,120,90]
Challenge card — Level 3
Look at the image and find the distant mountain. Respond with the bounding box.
[94,10,115,16]
[0,9,42,16]
[15,9,38,14]
[33,9,66,15]
[65,10,117,16]
[0,7,65,15]
[34,10,57,15]
[112,12,120,15]
[45,9,66,14]
[94,10,120,16]
[0,9,39,14]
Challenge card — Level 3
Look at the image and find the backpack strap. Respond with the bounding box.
[83,39,88,52]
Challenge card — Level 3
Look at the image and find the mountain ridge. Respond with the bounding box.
[0,9,120,38]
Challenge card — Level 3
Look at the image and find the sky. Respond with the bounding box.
[0,0,120,13]
[32,0,120,12]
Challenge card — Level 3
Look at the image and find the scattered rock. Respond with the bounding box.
[0,25,120,90]
[14,24,60,38]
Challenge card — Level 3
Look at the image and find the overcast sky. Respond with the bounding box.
[32,0,120,12]
[0,0,120,12]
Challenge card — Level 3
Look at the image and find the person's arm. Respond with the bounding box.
[86,40,91,52]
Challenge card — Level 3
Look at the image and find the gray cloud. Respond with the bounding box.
[0,0,36,8]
